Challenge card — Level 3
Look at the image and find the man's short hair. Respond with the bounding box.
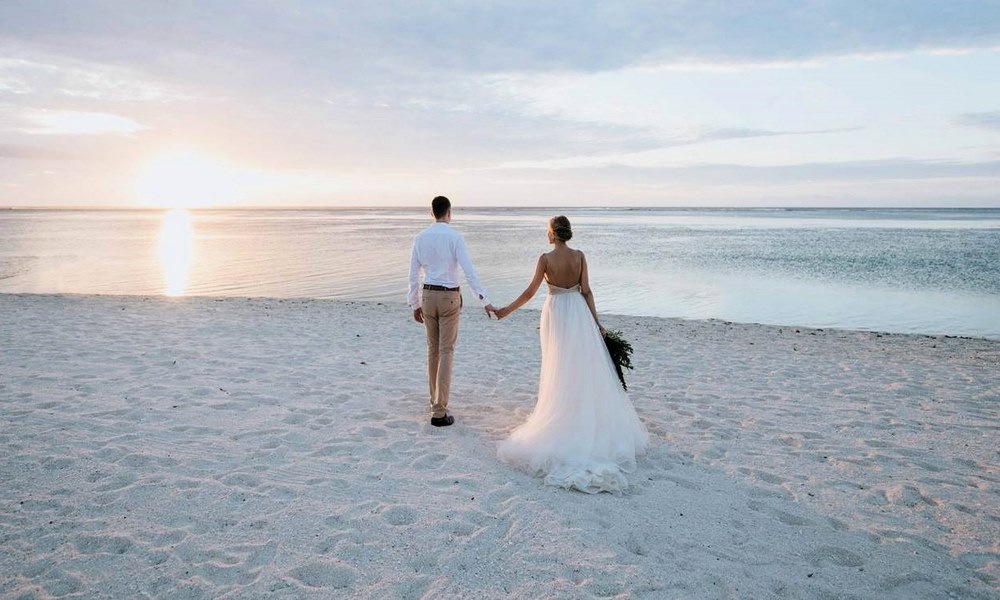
[432,196,451,219]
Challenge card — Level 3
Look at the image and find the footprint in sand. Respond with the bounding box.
[148,530,187,547]
[624,531,651,556]
[41,572,83,596]
[94,474,137,492]
[219,473,261,488]
[739,467,789,485]
[266,485,297,500]
[394,575,435,600]
[769,508,815,527]
[314,532,352,554]
[384,419,420,431]
[22,558,56,578]
[118,453,157,468]
[445,521,478,537]
[282,413,309,425]
[288,562,359,589]
[355,425,387,438]
[311,444,349,457]
[411,453,447,470]
[380,504,419,526]
[662,474,702,491]
[74,535,134,555]
[883,483,939,507]
[209,401,241,410]
[190,562,255,587]
[240,541,278,570]
[806,545,865,568]
[41,457,74,470]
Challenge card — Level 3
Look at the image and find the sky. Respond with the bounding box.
[1,1,999,208]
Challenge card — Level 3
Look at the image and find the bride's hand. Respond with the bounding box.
[496,306,512,320]
[599,324,606,336]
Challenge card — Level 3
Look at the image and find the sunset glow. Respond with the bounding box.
[137,149,260,209]
[157,208,193,296]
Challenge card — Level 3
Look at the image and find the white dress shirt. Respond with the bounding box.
[408,222,490,309]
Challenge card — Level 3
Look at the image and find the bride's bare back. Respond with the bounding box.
[543,247,583,288]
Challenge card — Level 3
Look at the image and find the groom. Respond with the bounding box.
[408,196,496,427]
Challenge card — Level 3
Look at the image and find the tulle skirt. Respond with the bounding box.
[497,285,649,494]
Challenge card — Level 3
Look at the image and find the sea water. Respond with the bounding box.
[1,207,998,338]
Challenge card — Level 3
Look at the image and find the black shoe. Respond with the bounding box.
[430,415,455,427]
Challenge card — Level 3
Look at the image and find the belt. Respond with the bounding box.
[423,284,460,292]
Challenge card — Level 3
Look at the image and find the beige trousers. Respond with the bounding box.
[422,289,462,418]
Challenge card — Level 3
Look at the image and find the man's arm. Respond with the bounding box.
[407,240,423,321]
[455,234,492,310]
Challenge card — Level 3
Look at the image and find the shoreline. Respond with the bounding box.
[4,291,997,342]
[2,293,998,597]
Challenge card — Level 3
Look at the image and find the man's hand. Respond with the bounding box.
[484,304,497,319]
[413,307,424,323]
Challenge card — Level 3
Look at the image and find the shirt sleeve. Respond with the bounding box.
[455,234,490,306]
[407,239,423,308]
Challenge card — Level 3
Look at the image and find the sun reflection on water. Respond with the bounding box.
[158,209,194,296]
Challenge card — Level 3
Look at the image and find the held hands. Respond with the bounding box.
[484,304,513,320]
[416,303,513,322]
[419,303,506,321]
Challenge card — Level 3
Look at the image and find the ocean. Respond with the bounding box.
[1,207,998,338]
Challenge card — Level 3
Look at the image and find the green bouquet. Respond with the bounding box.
[602,329,634,391]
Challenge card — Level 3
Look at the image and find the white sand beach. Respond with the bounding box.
[1,294,998,599]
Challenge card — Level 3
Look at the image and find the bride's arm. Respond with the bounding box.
[580,252,603,333]
[497,255,546,319]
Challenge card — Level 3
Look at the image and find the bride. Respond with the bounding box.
[495,216,649,494]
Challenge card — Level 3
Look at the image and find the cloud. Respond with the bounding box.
[0,56,185,102]
[2,1,998,80]
[18,110,146,135]
[0,143,75,159]
[953,111,1000,131]
[696,126,860,142]
[489,158,1000,185]
[480,127,863,171]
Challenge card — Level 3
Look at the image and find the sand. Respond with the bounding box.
[1,293,997,599]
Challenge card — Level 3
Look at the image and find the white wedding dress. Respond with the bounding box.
[497,283,649,494]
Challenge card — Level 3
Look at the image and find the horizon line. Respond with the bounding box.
[3,205,1000,211]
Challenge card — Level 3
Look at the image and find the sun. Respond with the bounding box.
[137,148,252,209]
